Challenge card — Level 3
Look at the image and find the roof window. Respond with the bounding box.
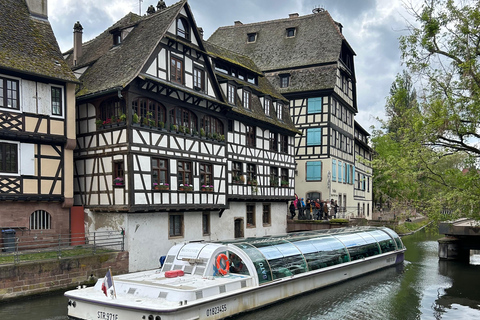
[247,33,257,43]
[286,28,296,38]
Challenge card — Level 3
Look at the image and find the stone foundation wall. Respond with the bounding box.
[0,251,129,301]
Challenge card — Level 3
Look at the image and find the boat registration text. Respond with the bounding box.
[97,311,118,320]
[206,304,227,317]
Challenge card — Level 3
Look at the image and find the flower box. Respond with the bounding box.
[113,177,124,187]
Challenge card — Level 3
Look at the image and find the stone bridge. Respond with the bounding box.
[438,218,480,261]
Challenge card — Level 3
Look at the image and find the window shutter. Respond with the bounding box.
[338,161,342,183]
[352,165,355,185]
[307,128,321,146]
[20,143,35,175]
[306,161,321,181]
[307,97,322,114]
[332,159,336,181]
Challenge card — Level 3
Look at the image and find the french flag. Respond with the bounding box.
[101,269,115,298]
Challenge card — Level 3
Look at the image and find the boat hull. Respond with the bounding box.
[67,250,405,320]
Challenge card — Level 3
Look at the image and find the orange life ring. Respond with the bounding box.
[216,254,230,275]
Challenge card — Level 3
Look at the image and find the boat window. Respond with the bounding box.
[233,243,272,284]
[253,240,307,280]
[305,236,350,269]
[367,230,397,253]
[228,251,250,275]
[334,233,378,261]
[381,228,404,250]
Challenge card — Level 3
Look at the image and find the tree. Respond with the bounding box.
[383,0,480,219]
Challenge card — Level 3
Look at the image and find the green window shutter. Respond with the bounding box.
[338,161,342,183]
[307,128,322,146]
[306,161,322,181]
[307,97,322,114]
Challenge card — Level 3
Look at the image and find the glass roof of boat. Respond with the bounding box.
[219,227,404,285]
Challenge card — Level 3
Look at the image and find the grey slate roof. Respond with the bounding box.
[0,0,77,83]
[67,0,186,97]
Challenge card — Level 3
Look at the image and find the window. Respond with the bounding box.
[193,68,205,92]
[280,135,288,153]
[307,128,322,146]
[281,168,288,187]
[246,163,256,184]
[152,158,168,185]
[169,214,184,237]
[264,99,271,116]
[246,125,256,147]
[170,56,183,84]
[232,161,243,184]
[247,33,257,43]
[338,161,343,183]
[276,102,283,120]
[343,162,347,183]
[0,142,17,173]
[177,161,192,186]
[51,87,62,116]
[269,132,278,152]
[0,77,19,110]
[169,107,197,132]
[228,84,236,104]
[280,74,289,88]
[114,160,125,187]
[263,204,271,225]
[286,28,296,38]
[200,163,213,187]
[306,161,322,181]
[202,212,210,235]
[177,17,189,40]
[246,204,255,227]
[30,210,51,230]
[243,90,251,109]
[112,31,122,45]
[308,97,322,114]
[201,115,223,136]
[332,159,337,182]
[132,98,165,127]
[270,166,279,186]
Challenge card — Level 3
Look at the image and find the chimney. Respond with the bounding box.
[234,21,243,26]
[73,21,83,66]
[198,27,204,39]
[25,0,48,19]
[289,13,299,18]
[335,22,343,34]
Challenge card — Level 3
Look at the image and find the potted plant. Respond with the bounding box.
[132,113,139,124]
[200,128,206,138]
[206,185,213,192]
[113,177,124,186]
[153,182,159,190]
[281,180,289,187]
[119,113,127,123]
[172,124,178,132]
[183,184,193,192]
[158,121,164,130]
[201,185,207,191]
[157,183,169,190]
[270,177,278,187]
[95,119,103,128]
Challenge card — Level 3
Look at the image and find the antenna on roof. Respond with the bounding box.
[139,0,143,15]
[312,6,325,14]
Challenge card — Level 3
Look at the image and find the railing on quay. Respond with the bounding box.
[0,230,124,265]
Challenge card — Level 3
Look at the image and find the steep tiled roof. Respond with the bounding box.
[69,0,186,97]
[0,0,77,82]
[208,10,349,72]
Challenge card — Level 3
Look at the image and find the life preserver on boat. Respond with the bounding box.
[216,254,230,275]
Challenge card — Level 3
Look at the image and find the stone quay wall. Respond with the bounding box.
[0,251,129,302]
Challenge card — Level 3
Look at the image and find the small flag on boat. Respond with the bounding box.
[101,269,116,298]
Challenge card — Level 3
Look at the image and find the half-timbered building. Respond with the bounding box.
[65,0,297,271]
[354,121,372,218]
[0,0,77,240]
[209,9,372,218]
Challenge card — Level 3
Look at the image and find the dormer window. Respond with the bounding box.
[286,27,296,38]
[247,33,257,43]
[110,28,122,45]
[280,74,290,88]
[177,17,190,40]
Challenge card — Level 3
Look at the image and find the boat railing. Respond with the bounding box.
[0,230,124,265]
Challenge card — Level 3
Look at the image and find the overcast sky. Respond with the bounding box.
[48,0,423,132]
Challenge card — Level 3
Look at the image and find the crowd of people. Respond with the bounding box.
[289,194,338,220]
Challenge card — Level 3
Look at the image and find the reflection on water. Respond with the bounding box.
[2,229,480,320]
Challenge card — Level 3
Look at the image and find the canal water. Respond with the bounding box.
[2,228,480,320]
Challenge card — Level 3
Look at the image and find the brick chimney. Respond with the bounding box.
[289,13,299,18]
[73,21,83,66]
[25,0,48,19]
[234,21,243,26]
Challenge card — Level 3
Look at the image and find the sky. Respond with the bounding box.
[48,0,423,132]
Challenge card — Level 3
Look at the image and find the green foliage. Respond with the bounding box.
[376,0,480,221]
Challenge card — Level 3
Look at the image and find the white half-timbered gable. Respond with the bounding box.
[67,0,297,272]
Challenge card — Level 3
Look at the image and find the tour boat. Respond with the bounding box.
[65,227,406,320]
